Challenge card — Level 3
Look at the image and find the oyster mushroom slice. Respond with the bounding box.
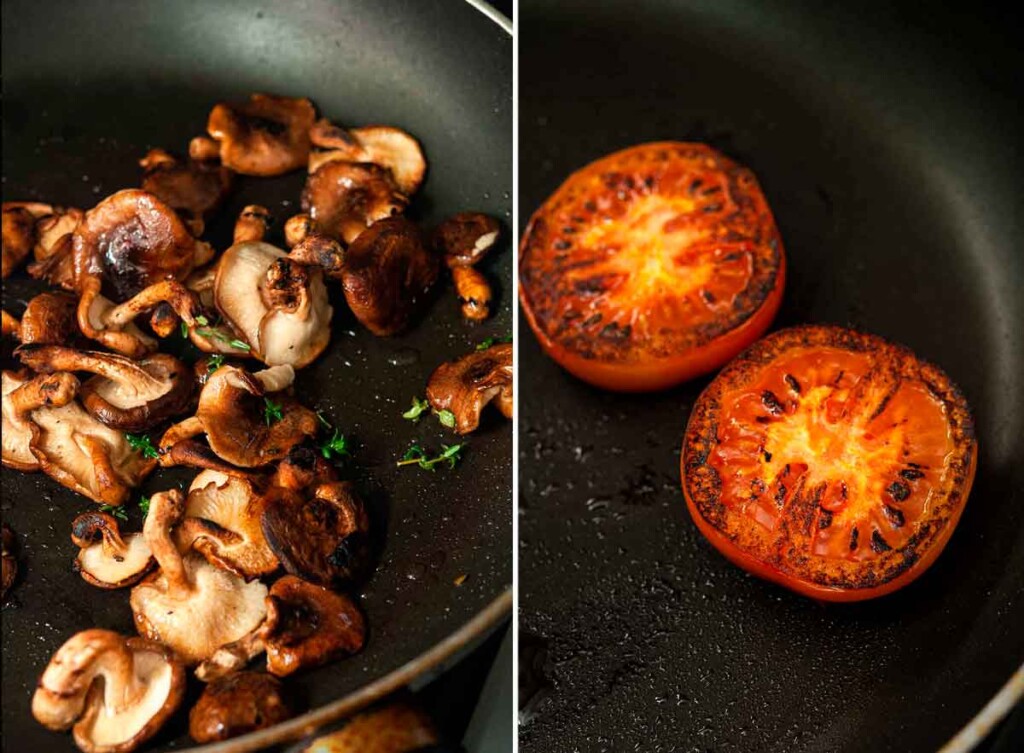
[31,629,185,753]
[17,344,193,432]
[139,147,233,234]
[130,490,268,665]
[18,291,79,345]
[263,575,366,677]
[308,119,427,196]
[189,671,293,743]
[301,160,407,244]
[215,240,332,367]
[72,511,154,589]
[2,524,17,599]
[426,342,513,434]
[178,469,279,579]
[207,93,316,176]
[71,189,213,301]
[2,370,79,472]
[261,481,371,587]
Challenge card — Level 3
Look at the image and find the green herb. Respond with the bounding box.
[194,314,210,326]
[180,321,189,338]
[196,327,252,352]
[316,410,332,429]
[139,496,151,517]
[402,396,430,422]
[476,334,512,351]
[263,397,283,426]
[396,442,466,471]
[98,504,128,521]
[125,433,159,459]
[206,354,226,373]
[320,429,351,460]
[436,409,456,429]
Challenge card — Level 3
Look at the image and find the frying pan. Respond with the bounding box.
[0,1,511,750]
[517,1,1024,750]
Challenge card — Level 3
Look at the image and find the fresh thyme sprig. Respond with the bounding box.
[125,433,159,459]
[263,397,283,425]
[396,442,466,471]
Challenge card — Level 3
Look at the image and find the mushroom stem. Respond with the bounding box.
[159,416,205,455]
[161,439,254,477]
[77,277,157,358]
[9,372,79,416]
[104,280,205,329]
[288,233,346,279]
[195,628,267,682]
[252,365,295,393]
[234,205,271,244]
[283,213,312,248]
[71,512,130,559]
[143,490,192,595]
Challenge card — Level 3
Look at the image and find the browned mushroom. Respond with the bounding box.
[284,212,313,247]
[450,266,492,322]
[17,344,193,432]
[130,490,268,665]
[434,213,501,323]
[160,364,318,469]
[2,370,79,472]
[26,205,85,290]
[341,216,439,336]
[309,119,427,196]
[426,342,513,434]
[288,232,347,279]
[301,161,407,245]
[17,291,79,345]
[262,574,366,677]
[71,189,213,301]
[214,240,332,367]
[302,702,438,753]
[261,481,371,587]
[189,671,293,743]
[1,310,19,339]
[31,629,185,753]
[139,147,233,235]
[177,469,279,580]
[2,202,42,277]
[71,511,154,589]
[233,204,272,243]
[2,524,17,599]
[207,93,316,176]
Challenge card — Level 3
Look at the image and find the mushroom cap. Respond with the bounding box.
[2,202,38,278]
[341,216,439,336]
[179,470,279,579]
[31,629,185,753]
[215,241,332,368]
[26,206,84,290]
[263,575,366,677]
[301,161,407,245]
[261,481,371,587]
[426,342,513,434]
[18,345,194,433]
[131,552,269,665]
[72,511,154,589]
[433,212,501,267]
[188,671,293,743]
[195,364,319,468]
[308,120,427,196]
[302,702,438,753]
[72,189,208,300]
[140,148,233,227]
[2,524,17,599]
[18,291,79,345]
[207,93,316,176]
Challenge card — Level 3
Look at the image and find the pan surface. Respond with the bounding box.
[1,1,511,751]
[518,1,1023,751]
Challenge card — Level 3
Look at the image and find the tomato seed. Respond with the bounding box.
[784,373,801,394]
[870,531,892,553]
[760,390,784,416]
[849,527,860,551]
[900,468,924,480]
[887,481,911,502]
[884,505,905,528]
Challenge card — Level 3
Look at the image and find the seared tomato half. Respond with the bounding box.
[682,325,977,601]
[519,142,785,392]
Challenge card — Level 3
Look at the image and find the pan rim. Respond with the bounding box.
[941,663,1024,753]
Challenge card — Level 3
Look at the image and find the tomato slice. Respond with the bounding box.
[682,325,977,601]
[519,142,785,391]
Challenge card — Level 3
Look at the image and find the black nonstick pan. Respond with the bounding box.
[518,1,1023,751]
[1,1,511,751]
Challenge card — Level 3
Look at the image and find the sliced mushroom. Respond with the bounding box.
[434,213,501,323]
[426,342,513,434]
[139,147,233,235]
[71,189,213,301]
[2,370,79,472]
[189,671,293,743]
[341,216,439,336]
[2,524,17,599]
[262,574,366,677]
[207,93,316,176]
[1,310,19,339]
[234,204,272,243]
[17,344,193,432]
[288,232,346,280]
[271,445,339,491]
[77,276,206,358]
[18,291,79,345]
[309,119,427,196]
[130,490,268,665]
[215,240,332,367]
[177,469,279,579]
[301,160,407,244]
[261,481,371,587]
[26,205,85,290]
[32,629,185,753]
[302,702,438,753]
[71,511,154,589]
[451,266,492,322]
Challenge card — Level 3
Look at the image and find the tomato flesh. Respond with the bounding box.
[682,325,977,601]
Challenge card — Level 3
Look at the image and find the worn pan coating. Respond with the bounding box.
[518,1,1023,751]
[0,1,511,751]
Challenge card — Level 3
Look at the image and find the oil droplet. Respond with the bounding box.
[387,347,420,367]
